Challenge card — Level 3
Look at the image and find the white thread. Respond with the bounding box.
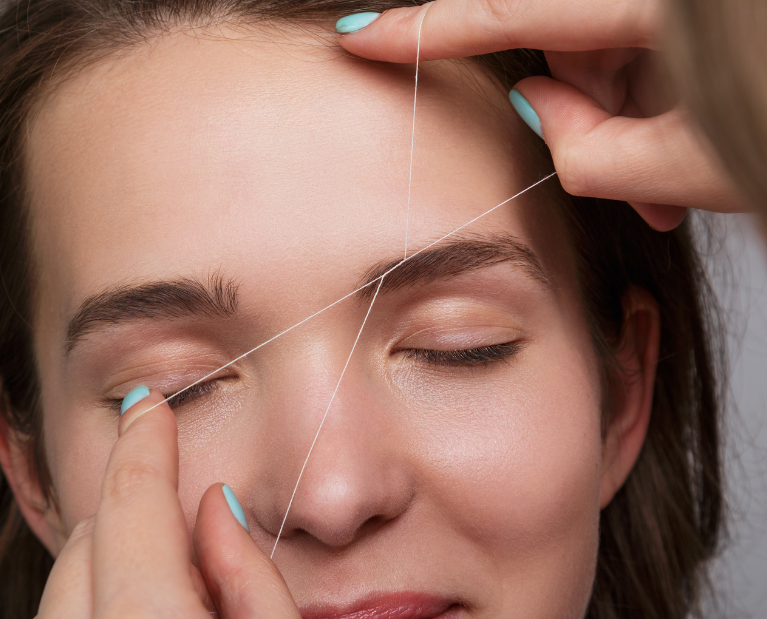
[270,276,385,558]
[404,5,430,260]
[135,172,557,421]
[271,17,431,552]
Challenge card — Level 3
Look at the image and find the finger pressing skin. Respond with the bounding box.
[194,484,301,619]
[512,76,748,216]
[37,517,95,619]
[337,0,660,63]
[93,390,207,618]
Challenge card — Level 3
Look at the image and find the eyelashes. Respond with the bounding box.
[163,379,219,409]
[402,341,524,367]
[107,341,521,413]
[107,379,219,413]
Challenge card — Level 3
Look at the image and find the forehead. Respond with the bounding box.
[24,26,569,327]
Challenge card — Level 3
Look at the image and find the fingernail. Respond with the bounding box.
[335,12,381,34]
[509,90,543,139]
[120,385,150,416]
[222,485,249,532]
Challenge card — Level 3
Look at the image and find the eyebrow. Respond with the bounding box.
[64,237,544,353]
[355,234,549,301]
[65,274,238,353]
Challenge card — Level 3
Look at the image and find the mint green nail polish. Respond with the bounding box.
[510,90,543,139]
[335,12,380,34]
[222,485,249,532]
[120,385,150,416]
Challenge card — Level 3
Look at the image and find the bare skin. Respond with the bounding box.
[0,25,659,618]
[336,0,750,231]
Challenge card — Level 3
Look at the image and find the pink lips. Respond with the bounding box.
[300,592,459,619]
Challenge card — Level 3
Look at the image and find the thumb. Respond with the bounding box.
[511,76,744,227]
[194,483,301,619]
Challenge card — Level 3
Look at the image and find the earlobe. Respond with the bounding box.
[599,286,661,509]
[0,404,60,554]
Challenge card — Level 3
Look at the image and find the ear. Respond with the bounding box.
[600,286,660,509]
[0,404,60,554]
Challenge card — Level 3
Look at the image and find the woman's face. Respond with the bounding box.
[25,26,606,618]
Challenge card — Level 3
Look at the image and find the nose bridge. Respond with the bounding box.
[264,351,413,549]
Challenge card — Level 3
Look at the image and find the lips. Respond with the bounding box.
[300,592,461,619]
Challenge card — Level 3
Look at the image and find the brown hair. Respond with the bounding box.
[0,1,725,617]
[666,0,767,214]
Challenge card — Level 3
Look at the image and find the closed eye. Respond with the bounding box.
[105,378,220,413]
[402,341,524,367]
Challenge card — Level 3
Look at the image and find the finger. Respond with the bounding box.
[511,76,748,216]
[92,389,207,618]
[37,517,95,618]
[194,484,301,619]
[191,563,217,614]
[629,202,688,232]
[336,0,660,63]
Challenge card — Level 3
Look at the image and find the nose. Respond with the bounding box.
[261,365,414,549]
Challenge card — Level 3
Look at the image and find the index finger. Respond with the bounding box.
[92,389,207,618]
[336,0,660,63]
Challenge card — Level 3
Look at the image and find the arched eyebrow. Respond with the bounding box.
[63,236,547,354]
[65,274,238,353]
[355,234,550,302]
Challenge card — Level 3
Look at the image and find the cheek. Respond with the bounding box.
[406,339,603,614]
[43,402,115,543]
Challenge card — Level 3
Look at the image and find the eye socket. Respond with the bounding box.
[402,341,524,367]
[106,378,220,413]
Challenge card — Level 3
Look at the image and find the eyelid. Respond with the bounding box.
[403,341,525,368]
[396,325,522,352]
[104,374,229,412]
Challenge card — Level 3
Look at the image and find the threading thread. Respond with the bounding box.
[135,172,557,422]
[273,10,430,556]
[404,5,430,261]
[270,276,385,558]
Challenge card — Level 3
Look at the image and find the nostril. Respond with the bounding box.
[271,468,414,550]
[292,512,396,549]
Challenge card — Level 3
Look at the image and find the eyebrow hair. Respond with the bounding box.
[64,237,544,353]
[65,273,238,353]
[355,234,550,302]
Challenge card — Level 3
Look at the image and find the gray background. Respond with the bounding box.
[703,213,767,618]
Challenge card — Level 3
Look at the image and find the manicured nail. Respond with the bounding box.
[335,12,381,34]
[222,485,250,532]
[120,385,150,416]
[509,90,543,139]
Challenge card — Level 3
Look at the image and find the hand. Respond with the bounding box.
[336,0,749,231]
[36,390,300,619]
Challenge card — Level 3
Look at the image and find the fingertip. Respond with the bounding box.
[629,202,688,231]
[196,483,252,542]
[222,484,250,533]
[117,388,171,436]
[335,4,425,63]
[335,11,381,34]
[195,483,301,619]
[509,89,543,140]
[120,385,150,415]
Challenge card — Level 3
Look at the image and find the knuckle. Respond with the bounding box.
[553,139,594,197]
[69,516,96,541]
[479,0,522,30]
[626,0,660,45]
[102,459,162,504]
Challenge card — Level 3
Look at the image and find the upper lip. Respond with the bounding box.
[300,592,458,619]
